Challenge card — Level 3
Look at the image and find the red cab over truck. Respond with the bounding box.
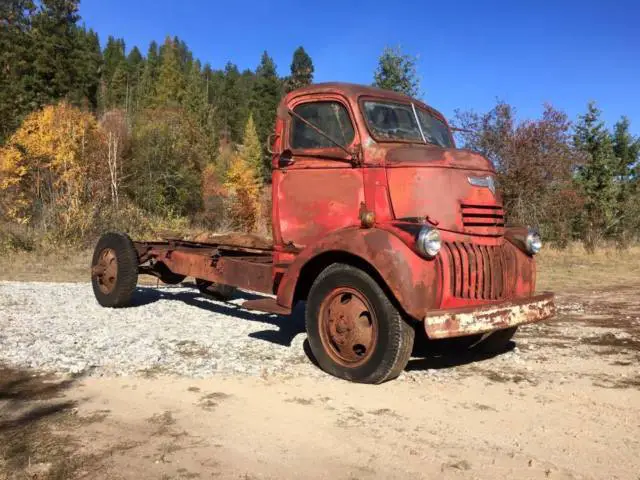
[91,83,555,384]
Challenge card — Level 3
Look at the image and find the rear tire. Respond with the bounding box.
[305,263,414,384]
[91,232,138,308]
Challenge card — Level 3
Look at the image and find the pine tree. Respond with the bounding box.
[574,102,619,250]
[611,117,640,244]
[29,0,83,107]
[109,62,129,109]
[73,27,102,110]
[242,114,263,179]
[183,60,216,154]
[126,46,144,112]
[138,41,159,107]
[174,37,193,74]
[102,36,126,85]
[214,62,243,143]
[183,60,206,118]
[285,46,314,93]
[202,63,214,103]
[0,0,36,142]
[127,47,144,77]
[100,37,128,110]
[251,51,281,177]
[373,46,421,97]
[612,117,640,180]
[154,37,186,107]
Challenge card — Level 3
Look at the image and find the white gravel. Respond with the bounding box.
[0,281,315,378]
[0,281,526,380]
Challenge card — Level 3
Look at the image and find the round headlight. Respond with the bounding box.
[525,229,542,255]
[417,226,442,258]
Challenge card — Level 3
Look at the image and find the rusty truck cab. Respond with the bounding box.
[271,83,552,316]
[91,82,554,384]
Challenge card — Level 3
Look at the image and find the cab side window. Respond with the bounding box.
[291,101,355,150]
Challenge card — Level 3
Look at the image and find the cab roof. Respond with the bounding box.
[281,82,447,123]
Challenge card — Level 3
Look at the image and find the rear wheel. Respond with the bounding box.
[195,278,236,301]
[305,263,414,384]
[91,232,138,308]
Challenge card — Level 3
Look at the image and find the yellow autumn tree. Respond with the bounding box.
[222,114,265,232]
[0,103,108,239]
[241,113,264,179]
[224,153,261,232]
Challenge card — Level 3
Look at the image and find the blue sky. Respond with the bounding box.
[80,0,640,134]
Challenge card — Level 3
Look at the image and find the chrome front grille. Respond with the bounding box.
[444,241,516,300]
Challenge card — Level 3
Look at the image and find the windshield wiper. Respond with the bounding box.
[287,108,354,158]
[411,103,427,144]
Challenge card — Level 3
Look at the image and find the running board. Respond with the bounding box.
[242,298,291,315]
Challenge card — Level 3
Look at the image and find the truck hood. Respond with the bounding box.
[384,147,504,236]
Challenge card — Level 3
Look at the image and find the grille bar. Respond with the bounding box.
[445,242,515,300]
[461,204,505,236]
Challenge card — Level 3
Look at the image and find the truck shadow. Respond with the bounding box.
[0,366,79,434]
[131,286,306,347]
[406,341,515,371]
[131,286,515,371]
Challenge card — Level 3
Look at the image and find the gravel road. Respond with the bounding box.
[1,281,638,386]
[0,281,316,378]
[0,280,538,382]
[2,281,639,479]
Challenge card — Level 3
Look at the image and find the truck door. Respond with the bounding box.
[272,97,364,249]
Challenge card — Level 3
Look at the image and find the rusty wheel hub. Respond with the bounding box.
[319,287,378,366]
[92,248,118,294]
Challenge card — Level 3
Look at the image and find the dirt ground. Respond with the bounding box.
[1,247,640,479]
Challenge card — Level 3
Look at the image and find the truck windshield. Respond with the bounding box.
[362,100,453,148]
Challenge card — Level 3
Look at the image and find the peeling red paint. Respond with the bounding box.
[425,292,555,339]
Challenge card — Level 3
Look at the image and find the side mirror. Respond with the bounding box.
[266,133,278,155]
[278,149,295,168]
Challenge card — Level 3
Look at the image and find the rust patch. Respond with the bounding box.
[425,292,555,339]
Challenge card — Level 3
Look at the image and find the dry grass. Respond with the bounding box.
[536,243,640,293]
[0,249,92,283]
[1,242,638,295]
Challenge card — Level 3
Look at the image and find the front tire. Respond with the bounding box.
[305,264,414,384]
[91,232,138,308]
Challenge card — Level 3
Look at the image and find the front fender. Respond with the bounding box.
[276,227,442,320]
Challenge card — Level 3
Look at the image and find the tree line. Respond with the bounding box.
[0,0,638,252]
[0,0,314,245]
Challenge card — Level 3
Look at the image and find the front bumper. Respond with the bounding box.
[424,292,555,339]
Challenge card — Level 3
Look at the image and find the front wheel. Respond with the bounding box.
[305,264,414,384]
